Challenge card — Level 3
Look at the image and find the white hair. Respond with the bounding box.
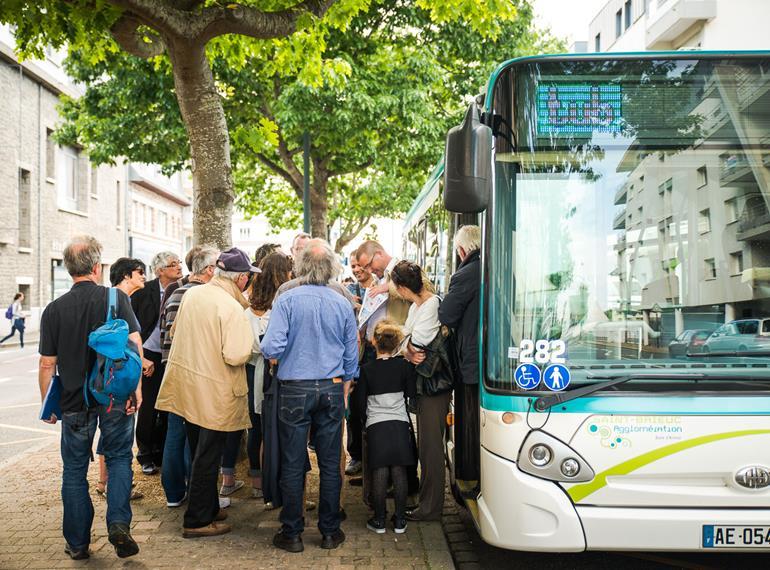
[296,239,342,285]
[454,225,481,254]
[214,267,244,282]
[191,246,220,275]
[151,251,180,276]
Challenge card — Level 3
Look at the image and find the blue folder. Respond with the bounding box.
[40,375,62,421]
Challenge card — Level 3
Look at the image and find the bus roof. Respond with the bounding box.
[483,49,770,112]
[402,158,444,232]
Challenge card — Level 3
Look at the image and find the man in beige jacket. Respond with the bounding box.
[156,248,257,538]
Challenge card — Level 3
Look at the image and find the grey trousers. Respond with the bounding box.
[416,390,452,520]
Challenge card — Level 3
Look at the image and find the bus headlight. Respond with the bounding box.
[517,430,595,483]
[529,444,552,467]
[560,458,580,478]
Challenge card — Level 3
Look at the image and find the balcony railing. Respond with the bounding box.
[613,210,627,230]
[720,153,752,185]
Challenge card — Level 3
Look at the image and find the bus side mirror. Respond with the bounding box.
[444,102,493,213]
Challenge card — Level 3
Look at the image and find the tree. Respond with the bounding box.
[1,0,521,248]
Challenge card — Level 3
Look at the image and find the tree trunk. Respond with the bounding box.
[309,162,329,239]
[167,39,233,249]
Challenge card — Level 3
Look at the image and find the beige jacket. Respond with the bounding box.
[156,276,254,432]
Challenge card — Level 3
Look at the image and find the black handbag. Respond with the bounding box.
[412,324,455,397]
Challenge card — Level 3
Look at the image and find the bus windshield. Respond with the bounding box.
[486,56,770,391]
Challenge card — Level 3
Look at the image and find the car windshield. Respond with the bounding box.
[486,57,770,392]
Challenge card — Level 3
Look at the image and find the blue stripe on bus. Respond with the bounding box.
[480,388,770,415]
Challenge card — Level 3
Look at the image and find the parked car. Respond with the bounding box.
[668,329,713,357]
[702,319,770,353]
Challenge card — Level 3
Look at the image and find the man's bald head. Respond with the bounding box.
[296,239,343,285]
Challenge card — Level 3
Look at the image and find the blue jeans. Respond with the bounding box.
[278,380,344,537]
[61,406,135,550]
[161,412,191,503]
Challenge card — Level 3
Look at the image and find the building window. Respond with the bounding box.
[116,181,122,227]
[149,207,156,232]
[57,145,79,210]
[159,211,168,236]
[615,9,622,38]
[51,259,73,300]
[697,165,708,188]
[18,169,31,249]
[595,33,601,51]
[725,198,738,223]
[637,206,643,223]
[730,251,744,275]
[698,209,711,233]
[46,129,55,179]
[91,165,98,197]
[625,0,632,29]
[704,258,717,279]
[658,177,673,195]
[239,226,251,240]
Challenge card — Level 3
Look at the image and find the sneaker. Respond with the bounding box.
[219,480,244,496]
[141,463,159,475]
[320,528,346,549]
[273,530,304,553]
[366,518,386,534]
[219,497,231,509]
[182,522,231,539]
[64,544,90,560]
[344,458,362,475]
[392,515,407,534]
[167,493,188,508]
[108,523,139,558]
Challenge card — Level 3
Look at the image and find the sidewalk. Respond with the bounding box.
[0,330,38,350]
[0,442,455,570]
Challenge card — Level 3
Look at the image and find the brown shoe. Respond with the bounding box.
[182,523,231,539]
[214,509,228,522]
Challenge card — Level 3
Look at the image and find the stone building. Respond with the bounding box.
[0,26,128,332]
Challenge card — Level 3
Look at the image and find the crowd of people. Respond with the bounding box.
[34,225,482,561]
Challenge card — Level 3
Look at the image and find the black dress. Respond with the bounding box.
[358,357,417,470]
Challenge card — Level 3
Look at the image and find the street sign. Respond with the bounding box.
[543,364,570,391]
[514,363,542,390]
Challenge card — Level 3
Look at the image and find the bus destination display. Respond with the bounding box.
[537,83,622,136]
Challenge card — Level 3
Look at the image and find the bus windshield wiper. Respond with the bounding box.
[533,372,709,412]
[687,350,770,357]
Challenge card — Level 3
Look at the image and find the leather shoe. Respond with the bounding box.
[182,522,231,539]
[214,509,228,522]
[320,528,345,549]
[64,544,89,560]
[108,523,139,558]
[273,530,304,553]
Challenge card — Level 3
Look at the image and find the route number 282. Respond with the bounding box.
[519,340,566,365]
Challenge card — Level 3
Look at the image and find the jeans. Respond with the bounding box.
[278,379,344,537]
[221,364,262,477]
[0,318,24,347]
[61,406,135,550]
[136,349,167,467]
[184,422,227,529]
[161,412,191,503]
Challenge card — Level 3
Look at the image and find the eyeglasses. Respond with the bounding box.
[164,261,181,269]
[134,268,145,276]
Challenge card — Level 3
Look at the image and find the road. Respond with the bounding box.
[0,345,59,467]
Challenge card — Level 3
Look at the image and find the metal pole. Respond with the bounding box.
[303,131,311,234]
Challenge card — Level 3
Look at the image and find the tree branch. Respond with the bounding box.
[108,0,193,38]
[255,152,300,191]
[110,14,166,58]
[194,0,339,43]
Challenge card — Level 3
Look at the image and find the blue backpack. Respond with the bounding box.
[4,304,12,320]
[85,288,142,410]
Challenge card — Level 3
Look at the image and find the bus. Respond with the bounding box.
[403,52,770,553]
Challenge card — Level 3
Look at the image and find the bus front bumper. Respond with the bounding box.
[478,447,770,552]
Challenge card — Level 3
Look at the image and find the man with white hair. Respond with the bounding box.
[438,224,481,481]
[131,250,182,475]
[291,232,311,258]
[262,239,358,553]
[158,245,219,508]
[155,247,256,538]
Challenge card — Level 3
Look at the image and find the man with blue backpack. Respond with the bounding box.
[38,235,144,561]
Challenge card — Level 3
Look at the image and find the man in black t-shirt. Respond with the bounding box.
[38,236,142,561]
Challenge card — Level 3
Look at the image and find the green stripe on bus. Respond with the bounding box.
[567,429,770,503]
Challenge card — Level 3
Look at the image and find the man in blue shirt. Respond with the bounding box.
[262,239,358,553]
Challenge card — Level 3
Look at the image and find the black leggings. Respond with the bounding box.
[0,319,24,347]
[371,465,408,521]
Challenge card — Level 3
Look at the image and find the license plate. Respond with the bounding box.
[702,525,770,548]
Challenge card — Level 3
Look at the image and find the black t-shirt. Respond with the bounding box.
[39,281,140,412]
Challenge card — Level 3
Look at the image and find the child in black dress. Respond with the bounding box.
[357,320,417,534]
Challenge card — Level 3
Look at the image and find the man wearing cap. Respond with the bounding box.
[156,248,257,538]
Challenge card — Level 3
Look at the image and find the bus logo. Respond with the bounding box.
[735,466,770,489]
